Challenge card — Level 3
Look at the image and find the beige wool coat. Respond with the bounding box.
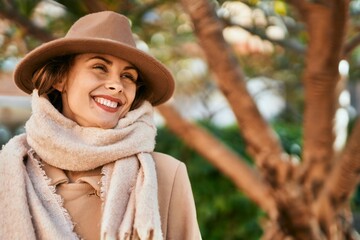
[152,152,201,239]
[42,151,201,240]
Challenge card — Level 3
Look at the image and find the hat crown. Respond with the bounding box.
[65,11,136,47]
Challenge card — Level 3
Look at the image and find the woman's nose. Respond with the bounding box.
[105,77,124,92]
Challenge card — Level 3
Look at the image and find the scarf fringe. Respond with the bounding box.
[100,163,114,202]
[28,149,77,235]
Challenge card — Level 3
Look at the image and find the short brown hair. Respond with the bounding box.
[32,54,150,112]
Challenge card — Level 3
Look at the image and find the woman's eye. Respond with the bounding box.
[93,64,107,72]
[121,73,137,82]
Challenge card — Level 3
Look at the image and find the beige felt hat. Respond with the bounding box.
[14,11,175,106]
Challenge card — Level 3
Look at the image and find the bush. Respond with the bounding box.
[155,121,303,239]
[155,124,263,239]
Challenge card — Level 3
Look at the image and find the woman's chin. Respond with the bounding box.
[96,121,118,129]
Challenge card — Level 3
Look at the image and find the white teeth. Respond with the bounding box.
[94,97,118,108]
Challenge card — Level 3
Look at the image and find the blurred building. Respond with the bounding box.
[0,72,25,96]
[0,73,31,146]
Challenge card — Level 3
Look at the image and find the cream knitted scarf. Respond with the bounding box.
[0,90,162,240]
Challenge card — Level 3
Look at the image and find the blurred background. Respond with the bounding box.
[2,0,360,239]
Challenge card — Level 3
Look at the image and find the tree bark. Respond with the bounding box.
[315,118,360,238]
[291,0,349,202]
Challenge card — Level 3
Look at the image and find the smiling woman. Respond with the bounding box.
[0,11,201,240]
[50,53,139,129]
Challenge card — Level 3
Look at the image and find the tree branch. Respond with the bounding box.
[315,118,360,235]
[0,3,54,42]
[82,0,107,12]
[290,0,349,203]
[157,103,278,219]
[344,32,360,57]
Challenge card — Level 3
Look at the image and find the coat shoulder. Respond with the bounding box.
[151,151,190,205]
[151,152,184,182]
[151,152,182,170]
[151,151,188,198]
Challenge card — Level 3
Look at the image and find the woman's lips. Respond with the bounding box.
[93,96,122,113]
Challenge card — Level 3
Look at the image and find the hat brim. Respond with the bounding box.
[14,38,175,106]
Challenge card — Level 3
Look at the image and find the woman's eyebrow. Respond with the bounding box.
[87,56,138,71]
[124,66,138,72]
[87,56,113,65]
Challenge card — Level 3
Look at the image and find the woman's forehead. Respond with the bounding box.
[76,53,137,69]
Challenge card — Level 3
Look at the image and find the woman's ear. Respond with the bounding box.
[53,80,65,92]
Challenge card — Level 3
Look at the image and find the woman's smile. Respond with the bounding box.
[93,95,122,113]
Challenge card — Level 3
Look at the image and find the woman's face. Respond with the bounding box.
[53,53,138,129]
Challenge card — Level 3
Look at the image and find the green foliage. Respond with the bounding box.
[155,121,303,239]
[272,121,303,157]
[351,185,360,213]
[155,125,263,239]
[0,125,11,147]
[11,0,40,16]
[349,47,360,82]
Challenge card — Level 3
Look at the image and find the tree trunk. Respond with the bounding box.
[179,0,293,188]
[178,0,320,238]
[291,0,349,202]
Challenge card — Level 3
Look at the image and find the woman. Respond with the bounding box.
[0,11,201,240]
